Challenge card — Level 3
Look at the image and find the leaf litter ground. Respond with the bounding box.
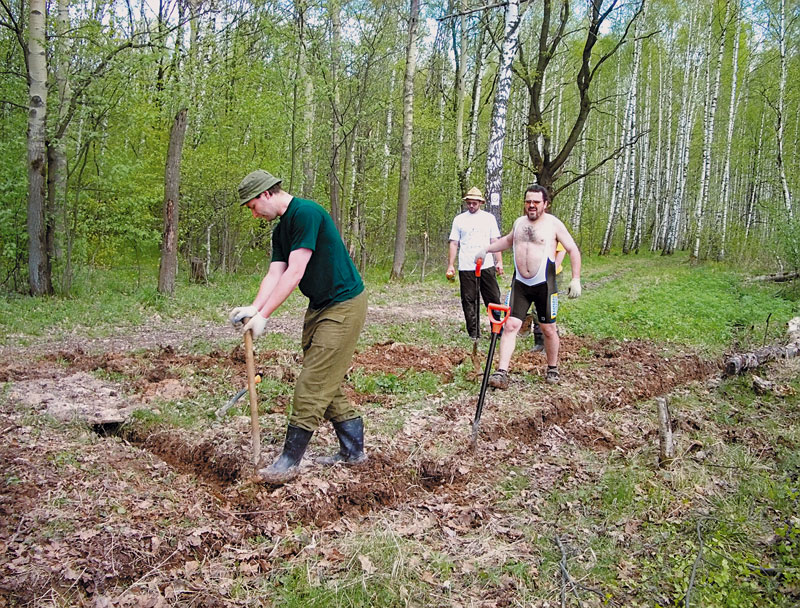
[0,288,796,606]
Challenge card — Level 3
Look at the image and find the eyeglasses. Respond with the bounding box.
[524,199,545,206]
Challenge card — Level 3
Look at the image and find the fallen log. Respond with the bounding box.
[747,270,800,283]
[724,317,800,376]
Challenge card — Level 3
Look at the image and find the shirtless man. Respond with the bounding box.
[474,184,582,387]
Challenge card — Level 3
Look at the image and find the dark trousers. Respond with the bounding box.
[459,267,502,339]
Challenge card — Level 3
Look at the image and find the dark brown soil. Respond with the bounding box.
[0,324,726,605]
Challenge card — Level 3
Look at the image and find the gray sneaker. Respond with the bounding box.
[545,367,560,385]
[488,370,509,390]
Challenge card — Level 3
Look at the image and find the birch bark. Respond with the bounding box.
[692,1,728,260]
[26,0,51,295]
[485,0,522,228]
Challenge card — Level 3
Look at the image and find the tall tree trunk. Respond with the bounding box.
[775,0,793,220]
[158,108,188,295]
[485,0,522,227]
[600,76,633,255]
[390,0,419,280]
[622,23,643,254]
[26,0,52,296]
[634,50,652,253]
[298,0,315,199]
[572,144,587,233]
[654,53,674,252]
[453,3,467,195]
[383,68,396,209]
[745,112,765,240]
[465,26,486,187]
[717,2,741,260]
[302,73,316,198]
[289,0,307,191]
[46,0,72,293]
[664,7,700,255]
[692,1,728,261]
[329,3,343,232]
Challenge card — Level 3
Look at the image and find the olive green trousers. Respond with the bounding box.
[289,291,367,431]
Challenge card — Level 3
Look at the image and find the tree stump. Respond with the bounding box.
[190,256,207,283]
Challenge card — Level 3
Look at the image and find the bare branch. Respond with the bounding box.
[552,130,647,197]
[437,0,533,21]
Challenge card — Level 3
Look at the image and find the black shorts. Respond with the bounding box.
[510,260,558,324]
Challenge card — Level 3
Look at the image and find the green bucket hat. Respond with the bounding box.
[238,169,282,205]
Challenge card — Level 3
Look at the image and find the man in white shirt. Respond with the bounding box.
[446,187,504,339]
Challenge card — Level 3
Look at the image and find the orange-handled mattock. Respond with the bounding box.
[472,303,510,444]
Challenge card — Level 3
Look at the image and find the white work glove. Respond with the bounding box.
[229,305,259,328]
[567,278,582,299]
[242,312,268,338]
[474,248,488,264]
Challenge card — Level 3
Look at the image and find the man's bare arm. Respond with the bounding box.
[256,248,313,318]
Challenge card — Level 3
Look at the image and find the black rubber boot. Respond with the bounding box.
[318,417,367,466]
[259,425,313,484]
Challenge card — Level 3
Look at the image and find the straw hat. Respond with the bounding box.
[462,187,485,202]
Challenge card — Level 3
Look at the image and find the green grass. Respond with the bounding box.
[560,251,799,353]
[1,250,797,352]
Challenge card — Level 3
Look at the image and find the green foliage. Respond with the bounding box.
[777,216,800,272]
[350,369,440,396]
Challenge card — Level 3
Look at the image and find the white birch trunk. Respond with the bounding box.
[383,69,396,206]
[26,0,51,295]
[485,0,522,228]
[776,0,794,220]
[329,4,342,232]
[454,5,467,193]
[634,54,652,252]
[746,112,766,239]
[623,25,642,254]
[692,2,728,260]
[572,144,587,232]
[717,1,741,260]
[665,8,701,255]
[601,60,634,255]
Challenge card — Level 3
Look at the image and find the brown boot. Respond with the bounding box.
[488,369,509,390]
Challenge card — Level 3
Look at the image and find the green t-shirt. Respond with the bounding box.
[271,197,364,309]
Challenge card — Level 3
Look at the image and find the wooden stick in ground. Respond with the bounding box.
[657,396,675,467]
[244,329,261,466]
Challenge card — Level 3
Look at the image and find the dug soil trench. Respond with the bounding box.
[1,334,723,604]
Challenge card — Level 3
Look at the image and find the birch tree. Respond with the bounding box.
[692,0,729,261]
[716,0,742,260]
[774,0,794,220]
[485,0,522,227]
[26,0,51,295]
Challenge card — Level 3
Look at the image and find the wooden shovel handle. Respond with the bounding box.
[244,328,261,467]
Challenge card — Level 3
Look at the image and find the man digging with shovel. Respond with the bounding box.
[229,170,368,485]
